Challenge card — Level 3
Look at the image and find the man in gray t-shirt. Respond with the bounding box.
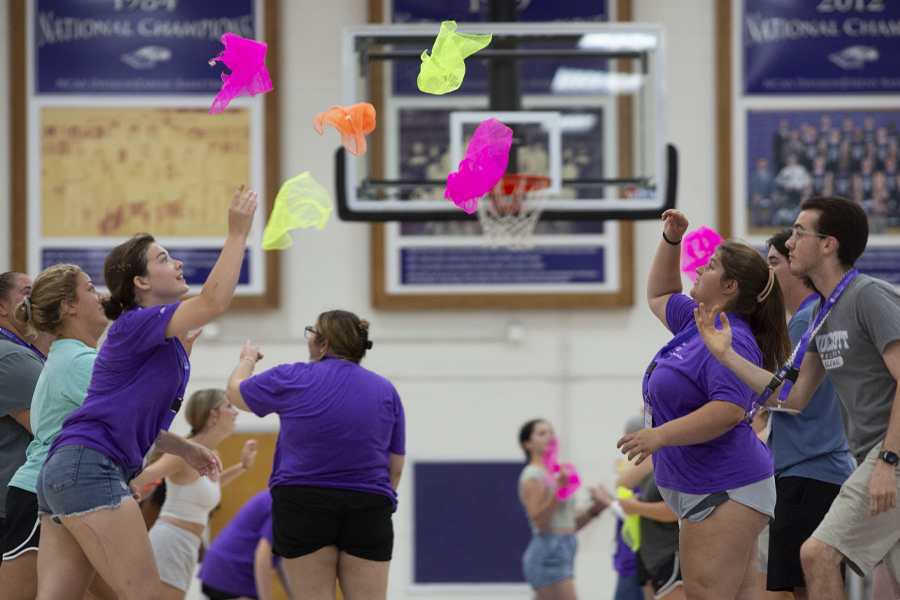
[695,197,900,599]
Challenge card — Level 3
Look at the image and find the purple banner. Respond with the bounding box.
[401,246,605,285]
[42,247,250,286]
[36,0,255,95]
[744,0,900,95]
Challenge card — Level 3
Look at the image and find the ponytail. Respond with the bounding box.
[101,234,155,320]
[717,240,791,371]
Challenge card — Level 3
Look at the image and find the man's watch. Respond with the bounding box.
[879,450,900,466]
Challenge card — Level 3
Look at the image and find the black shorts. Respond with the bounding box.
[637,551,683,599]
[767,476,843,592]
[271,485,393,562]
[2,486,41,560]
[201,583,257,600]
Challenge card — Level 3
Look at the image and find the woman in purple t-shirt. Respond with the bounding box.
[35,184,258,600]
[617,209,790,600]
[226,310,405,600]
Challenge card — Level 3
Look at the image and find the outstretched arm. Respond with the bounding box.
[164,184,258,339]
[647,210,689,330]
[693,303,825,411]
[154,430,222,477]
[617,401,747,465]
[131,452,185,488]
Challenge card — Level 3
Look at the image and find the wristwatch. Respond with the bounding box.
[879,450,900,465]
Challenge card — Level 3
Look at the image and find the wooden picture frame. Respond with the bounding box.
[8,0,280,309]
[368,0,636,309]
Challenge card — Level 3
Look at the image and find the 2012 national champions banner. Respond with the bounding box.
[744,0,900,94]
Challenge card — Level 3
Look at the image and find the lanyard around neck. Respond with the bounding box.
[0,326,46,361]
[745,268,859,421]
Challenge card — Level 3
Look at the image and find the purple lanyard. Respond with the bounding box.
[746,268,859,420]
[0,326,46,361]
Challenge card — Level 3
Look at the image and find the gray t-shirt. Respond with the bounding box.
[518,464,575,534]
[808,274,900,462]
[0,338,44,519]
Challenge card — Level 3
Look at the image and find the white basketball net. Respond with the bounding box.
[476,176,550,250]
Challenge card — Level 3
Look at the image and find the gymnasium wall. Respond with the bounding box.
[0,0,718,597]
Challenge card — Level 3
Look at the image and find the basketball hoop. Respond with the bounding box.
[477,174,551,249]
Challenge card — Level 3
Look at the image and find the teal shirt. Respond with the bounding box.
[9,339,97,493]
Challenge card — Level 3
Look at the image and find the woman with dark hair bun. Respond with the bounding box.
[35,184,258,600]
[517,419,609,600]
[617,209,791,600]
[226,310,404,600]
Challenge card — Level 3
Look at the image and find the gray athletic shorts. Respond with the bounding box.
[659,477,776,526]
[148,518,201,592]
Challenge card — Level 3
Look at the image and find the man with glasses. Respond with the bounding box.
[761,228,855,599]
[694,196,900,599]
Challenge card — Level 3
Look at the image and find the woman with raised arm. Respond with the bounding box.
[517,419,609,600]
[0,265,115,600]
[617,210,790,600]
[35,184,258,600]
[131,389,259,600]
[226,310,405,600]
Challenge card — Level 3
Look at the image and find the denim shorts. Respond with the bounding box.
[522,533,576,589]
[36,445,137,520]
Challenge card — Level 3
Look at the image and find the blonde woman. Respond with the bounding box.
[1,265,115,600]
[132,390,259,600]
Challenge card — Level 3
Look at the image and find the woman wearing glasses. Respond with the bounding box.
[617,209,791,600]
[226,310,405,600]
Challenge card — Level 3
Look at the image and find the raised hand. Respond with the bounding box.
[228,183,259,239]
[693,302,732,361]
[240,339,264,365]
[661,209,689,243]
[241,439,259,469]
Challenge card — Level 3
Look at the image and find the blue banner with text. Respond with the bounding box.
[36,0,255,95]
[744,0,900,95]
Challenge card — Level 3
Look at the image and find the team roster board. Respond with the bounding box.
[17,0,277,304]
[724,0,900,284]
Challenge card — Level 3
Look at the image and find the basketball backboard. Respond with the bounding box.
[335,22,675,222]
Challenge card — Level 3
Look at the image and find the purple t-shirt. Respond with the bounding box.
[50,302,189,473]
[198,490,277,598]
[647,294,773,494]
[240,356,405,509]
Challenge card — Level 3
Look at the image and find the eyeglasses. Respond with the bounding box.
[791,229,830,242]
[303,326,320,339]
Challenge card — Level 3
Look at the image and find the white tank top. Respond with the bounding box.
[158,474,222,525]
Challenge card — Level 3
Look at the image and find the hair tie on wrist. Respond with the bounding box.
[756,267,776,303]
[22,296,32,320]
[662,231,681,245]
